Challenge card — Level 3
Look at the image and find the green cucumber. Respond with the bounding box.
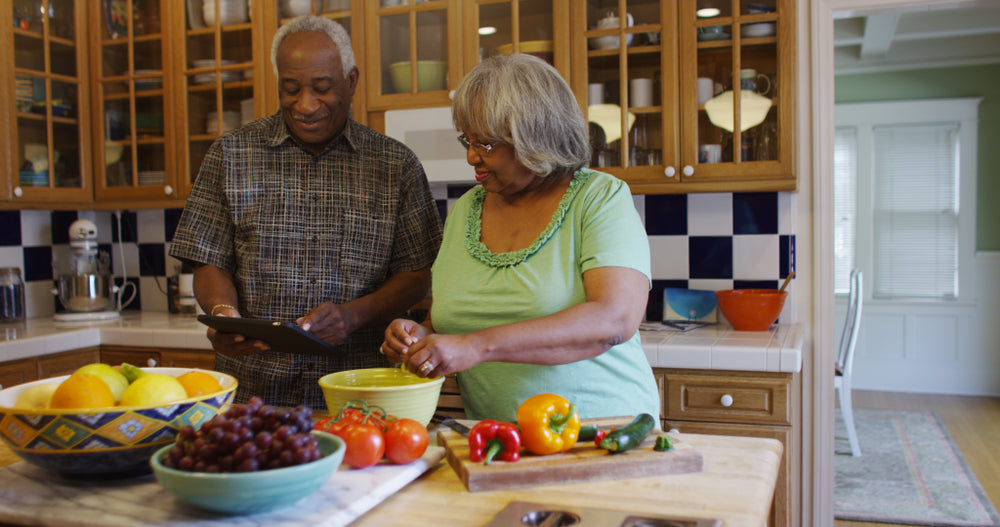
[598,413,656,454]
[578,424,601,441]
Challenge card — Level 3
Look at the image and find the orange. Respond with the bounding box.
[49,373,116,409]
[175,371,223,398]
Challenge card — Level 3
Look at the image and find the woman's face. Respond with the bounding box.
[462,130,538,196]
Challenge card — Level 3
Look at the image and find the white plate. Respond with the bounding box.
[741,22,775,38]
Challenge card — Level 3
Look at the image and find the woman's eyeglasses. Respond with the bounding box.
[457,134,500,155]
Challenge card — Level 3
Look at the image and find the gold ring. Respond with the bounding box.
[418,360,433,375]
[379,344,386,355]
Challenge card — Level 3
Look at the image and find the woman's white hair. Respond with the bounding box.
[451,54,590,176]
[270,16,355,78]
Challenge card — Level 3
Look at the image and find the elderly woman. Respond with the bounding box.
[382,54,659,422]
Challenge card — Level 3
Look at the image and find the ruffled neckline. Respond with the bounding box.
[465,169,592,268]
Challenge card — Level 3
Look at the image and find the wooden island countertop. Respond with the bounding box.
[0,431,781,527]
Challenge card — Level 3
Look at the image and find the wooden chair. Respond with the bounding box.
[835,268,864,456]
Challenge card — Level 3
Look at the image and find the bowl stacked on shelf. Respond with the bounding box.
[202,0,248,26]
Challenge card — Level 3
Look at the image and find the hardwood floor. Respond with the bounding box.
[834,389,1000,527]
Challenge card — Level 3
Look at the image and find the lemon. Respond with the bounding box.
[120,373,188,406]
[119,362,148,384]
[13,383,59,409]
[74,363,129,402]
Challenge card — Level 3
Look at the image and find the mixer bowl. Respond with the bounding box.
[54,274,114,312]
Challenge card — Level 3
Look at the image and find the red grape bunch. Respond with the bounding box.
[162,396,322,473]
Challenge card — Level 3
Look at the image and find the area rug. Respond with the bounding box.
[834,408,1000,526]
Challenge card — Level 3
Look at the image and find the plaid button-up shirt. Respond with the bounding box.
[170,113,442,407]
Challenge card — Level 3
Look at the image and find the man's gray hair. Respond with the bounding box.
[271,16,355,79]
[452,54,590,176]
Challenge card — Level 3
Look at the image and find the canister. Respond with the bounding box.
[0,267,26,322]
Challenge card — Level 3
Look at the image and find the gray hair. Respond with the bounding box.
[452,54,590,176]
[271,16,355,79]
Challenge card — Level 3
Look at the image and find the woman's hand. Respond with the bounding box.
[381,318,431,365]
[397,333,482,379]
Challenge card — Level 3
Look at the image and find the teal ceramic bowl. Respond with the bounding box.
[150,431,345,514]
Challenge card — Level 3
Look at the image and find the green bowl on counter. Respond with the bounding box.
[150,431,345,514]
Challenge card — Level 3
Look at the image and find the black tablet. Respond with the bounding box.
[197,315,337,356]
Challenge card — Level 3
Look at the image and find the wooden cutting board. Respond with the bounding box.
[438,417,703,492]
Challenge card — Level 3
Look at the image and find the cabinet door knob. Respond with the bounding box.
[146,358,158,367]
[720,394,734,407]
[164,185,173,195]
[664,166,676,178]
[682,165,694,177]
[13,187,23,197]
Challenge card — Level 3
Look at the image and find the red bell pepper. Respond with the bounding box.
[468,420,521,465]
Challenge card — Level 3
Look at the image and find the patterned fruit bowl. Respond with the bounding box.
[0,367,237,477]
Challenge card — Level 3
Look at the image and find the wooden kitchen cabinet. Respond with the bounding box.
[88,0,182,204]
[0,348,99,385]
[0,0,93,205]
[363,0,461,112]
[101,346,215,370]
[657,368,798,527]
[571,0,795,194]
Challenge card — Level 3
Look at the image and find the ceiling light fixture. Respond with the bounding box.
[703,91,772,132]
[478,26,497,36]
[696,8,721,18]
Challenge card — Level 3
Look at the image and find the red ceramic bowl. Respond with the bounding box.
[714,289,787,331]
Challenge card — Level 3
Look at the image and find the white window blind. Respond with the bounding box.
[833,128,857,294]
[872,124,958,299]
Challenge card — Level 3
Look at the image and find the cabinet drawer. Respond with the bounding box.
[37,349,100,379]
[662,370,790,425]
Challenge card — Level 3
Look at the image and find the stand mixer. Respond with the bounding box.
[51,219,135,322]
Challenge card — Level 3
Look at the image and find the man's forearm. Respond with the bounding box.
[342,268,431,330]
[192,263,240,317]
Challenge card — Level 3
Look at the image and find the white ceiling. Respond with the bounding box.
[833,2,1000,74]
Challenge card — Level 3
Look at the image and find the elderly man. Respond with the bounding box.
[170,16,442,407]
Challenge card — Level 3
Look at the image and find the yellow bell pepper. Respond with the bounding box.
[515,393,581,455]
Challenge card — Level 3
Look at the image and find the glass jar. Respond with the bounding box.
[0,268,26,322]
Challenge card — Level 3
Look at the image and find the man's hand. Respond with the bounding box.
[206,326,270,356]
[297,302,355,346]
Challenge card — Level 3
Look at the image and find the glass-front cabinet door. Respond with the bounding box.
[679,0,793,187]
[364,0,459,110]
[91,0,177,202]
[462,0,569,76]
[3,0,92,203]
[576,0,672,190]
[572,0,794,194]
[179,0,255,196]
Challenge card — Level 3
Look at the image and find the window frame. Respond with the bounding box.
[834,98,980,302]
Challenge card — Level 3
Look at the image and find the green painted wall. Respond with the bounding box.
[835,64,1000,252]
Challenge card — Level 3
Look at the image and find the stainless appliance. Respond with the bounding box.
[51,219,128,322]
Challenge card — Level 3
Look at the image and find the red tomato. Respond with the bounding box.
[383,419,429,465]
[336,422,385,469]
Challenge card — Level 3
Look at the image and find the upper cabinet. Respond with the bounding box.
[460,1,570,76]
[363,0,460,111]
[89,0,178,203]
[573,0,795,194]
[1,0,93,204]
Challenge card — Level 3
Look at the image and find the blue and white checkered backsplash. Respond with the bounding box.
[0,185,794,320]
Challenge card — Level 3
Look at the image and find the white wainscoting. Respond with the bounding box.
[836,251,1000,396]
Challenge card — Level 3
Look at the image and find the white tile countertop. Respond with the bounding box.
[0,313,802,374]
[640,324,802,373]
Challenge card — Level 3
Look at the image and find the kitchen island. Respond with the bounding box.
[0,429,781,527]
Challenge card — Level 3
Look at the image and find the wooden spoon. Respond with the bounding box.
[778,271,795,293]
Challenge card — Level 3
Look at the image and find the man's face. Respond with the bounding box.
[276,31,358,153]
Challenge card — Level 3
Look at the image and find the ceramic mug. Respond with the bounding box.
[740,69,772,96]
[588,83,604,105]
[699,144,722,164]
[630,78,653,107]
[697,77,714,104]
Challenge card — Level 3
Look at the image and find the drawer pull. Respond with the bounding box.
[720,394,734,407]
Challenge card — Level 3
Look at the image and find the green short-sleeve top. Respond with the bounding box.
[430,168,660,422]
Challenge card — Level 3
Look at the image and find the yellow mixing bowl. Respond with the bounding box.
[318,368,443,426]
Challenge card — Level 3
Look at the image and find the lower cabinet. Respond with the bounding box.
[0,349,101,388]
[100,347,216,370]
[656,368,798,527]
[0,347,216,389]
